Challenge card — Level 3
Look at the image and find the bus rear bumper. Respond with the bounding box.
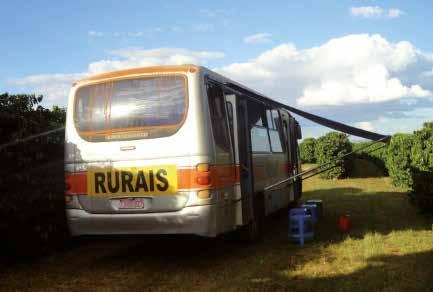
[66,205,217,237]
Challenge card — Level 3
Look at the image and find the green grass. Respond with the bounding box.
[1,175,432,291]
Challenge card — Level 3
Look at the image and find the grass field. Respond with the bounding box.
[1,173,432,291]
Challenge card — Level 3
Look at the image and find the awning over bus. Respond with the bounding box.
[226,83,391,142]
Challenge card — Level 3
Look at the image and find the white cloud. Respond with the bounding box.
[388,8,404,18]
[354,121,375,132]
[11,48,225,106]
[218,34,432,106]
[88,48,225,75]
[350,6,383,18]
[421,68,433,77]
[244,33,272,44]
[12,73,87,105]
[11,34,433,137]
[88,31,104,37]
[350,6,404,19]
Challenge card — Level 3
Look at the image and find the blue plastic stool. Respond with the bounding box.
[301,203,318,223]
[289,207,308,216]
[289,212,314,245]
[306,199,323,218]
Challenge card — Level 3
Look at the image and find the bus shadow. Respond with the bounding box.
[2,187,432,290]
[91,186,431,266]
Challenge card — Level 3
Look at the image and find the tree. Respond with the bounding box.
[409,122,433,212]
[411,122,433,172]
[300,137,317,163]
[315,132,352,179]
[0,93,65,141]
[385,133,415,188]
[0,93,68,255]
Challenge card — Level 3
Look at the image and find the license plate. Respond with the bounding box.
[118,198,145,209]
[87,165,177,196]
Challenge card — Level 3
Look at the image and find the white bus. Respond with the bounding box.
[64,65,302,240]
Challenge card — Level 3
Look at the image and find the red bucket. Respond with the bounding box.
[338,214,351,232]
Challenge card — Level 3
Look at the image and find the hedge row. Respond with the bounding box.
[299,122,433,212]
[0,93,67,257]
[386,122,433,212]
[298,132,353,179]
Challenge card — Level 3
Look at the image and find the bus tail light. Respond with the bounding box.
[196,174,211,185]
[197,190,211,199]
[195,163,211,186]
[196,163,210,172]
[65,172,87,196]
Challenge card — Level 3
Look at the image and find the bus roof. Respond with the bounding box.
[77,64,281,109]
[81,64,200,83]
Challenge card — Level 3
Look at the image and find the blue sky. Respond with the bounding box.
[2,0,433,138]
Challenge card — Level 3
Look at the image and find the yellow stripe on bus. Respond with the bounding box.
[87,165,178,196]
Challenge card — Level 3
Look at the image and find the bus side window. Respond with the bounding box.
[206,82,234,164]
[249,101,271,153]
[267,109,284,153]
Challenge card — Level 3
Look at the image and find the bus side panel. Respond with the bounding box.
[201,75,242,235]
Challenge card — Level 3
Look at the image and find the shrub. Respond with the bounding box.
[385,133,415,188]
[300,137,317,163]
[409,122,433,212]
[411,122,433,171]
[315,132,352,179]
[0,93,67,257]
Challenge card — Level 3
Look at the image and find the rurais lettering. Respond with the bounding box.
[135,170,149,192]
[93,168,171,194]
[156,169,169,191]
[95,173,106,194]
[107,171,120,193]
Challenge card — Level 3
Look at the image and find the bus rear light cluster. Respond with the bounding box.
[195,163,212,186]
[196,175,211,185]
[65,172,87,196]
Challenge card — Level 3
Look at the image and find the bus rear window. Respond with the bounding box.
[74,76,187,142]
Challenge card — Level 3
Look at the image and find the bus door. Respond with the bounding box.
[288,117,302,200]
[236,97,254,225]
[280,112,295,202]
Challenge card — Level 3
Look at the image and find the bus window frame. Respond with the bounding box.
[204,77,236,165]
[73,73,189,142]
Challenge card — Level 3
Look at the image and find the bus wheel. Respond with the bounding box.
[239,193,265,243]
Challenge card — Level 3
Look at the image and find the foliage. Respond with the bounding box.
[409,122,433,212]
[315,132,352,179]
[0,93,67,256]
[411,122,433,171]
[0,93,65,141]
[385,133,415,188]
[384,123,433,212]
[300,137,317,163]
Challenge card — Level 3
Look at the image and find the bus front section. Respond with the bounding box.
[64,66,218,237]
